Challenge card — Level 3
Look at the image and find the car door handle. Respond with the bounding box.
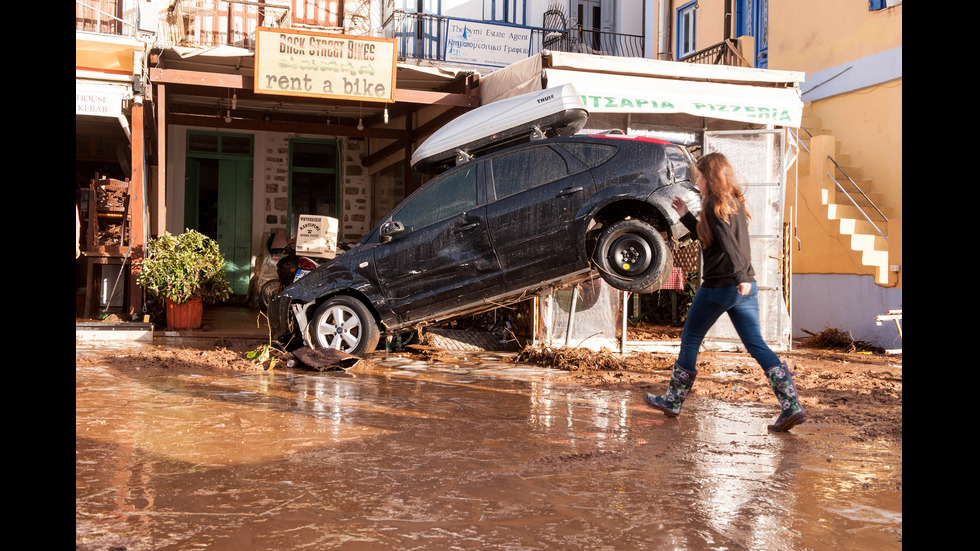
[557,186,584,197]
[454,222,481,234]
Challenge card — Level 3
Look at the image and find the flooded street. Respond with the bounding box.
[77,343,901,550]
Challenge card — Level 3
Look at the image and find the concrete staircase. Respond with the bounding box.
[796,110,899,286]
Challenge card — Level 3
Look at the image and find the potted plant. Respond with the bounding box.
[136,229,232,329]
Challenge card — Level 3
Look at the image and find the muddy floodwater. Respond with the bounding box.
[76,342,902,550]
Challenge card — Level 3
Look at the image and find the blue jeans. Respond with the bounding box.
[676,282,780,372]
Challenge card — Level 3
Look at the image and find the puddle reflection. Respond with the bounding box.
[77,349,901,550]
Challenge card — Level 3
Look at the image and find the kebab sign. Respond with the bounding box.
[255,28,397,102]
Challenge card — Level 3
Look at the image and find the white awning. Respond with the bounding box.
[481,52,805,128]
[545,68,803,127]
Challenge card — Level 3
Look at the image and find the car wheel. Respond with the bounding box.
[594,219,673,293]
[309,296,380,356]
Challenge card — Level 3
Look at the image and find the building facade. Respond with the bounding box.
[75,0,659,319]
[76,1,898,348]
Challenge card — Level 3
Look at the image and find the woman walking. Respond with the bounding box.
[645,152,806,432]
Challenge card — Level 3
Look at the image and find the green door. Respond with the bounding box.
[216,159,252,295]
[185,133,253,296]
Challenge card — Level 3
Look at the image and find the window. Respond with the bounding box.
[558,142,617,168]
[665,145,695,185]
[188,132,253,155]
[289,139,339,238]
[677,1,697,60]
[292,0,344,27]
[390,164,478,235]
[869,0,901,10]
[490,146,570,199]
[493,0,527,24]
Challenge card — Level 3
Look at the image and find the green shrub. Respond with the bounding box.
[136,230,232,304]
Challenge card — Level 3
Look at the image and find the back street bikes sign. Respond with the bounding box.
[254,28,397,103]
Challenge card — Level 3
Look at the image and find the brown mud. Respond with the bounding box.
[76,325,902,445]
[77,324,902,550]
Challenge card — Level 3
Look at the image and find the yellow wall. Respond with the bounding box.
[693,0,726,54]
[771,2,902,286]
[770,1,902,74]
[808,84,902,221]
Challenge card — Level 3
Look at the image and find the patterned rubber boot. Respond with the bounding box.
[645,363,697,418]
[765,362,807,432]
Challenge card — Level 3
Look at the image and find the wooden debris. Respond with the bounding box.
[291,347,362,371]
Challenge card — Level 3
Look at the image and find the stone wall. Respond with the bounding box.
[262,133,290,238]
[259,134,371,244]
[371,162,407,223]
[341,138,371,242]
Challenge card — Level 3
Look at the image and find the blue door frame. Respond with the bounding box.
[736,0,768,68]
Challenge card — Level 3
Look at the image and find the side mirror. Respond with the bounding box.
[379,220,405,243]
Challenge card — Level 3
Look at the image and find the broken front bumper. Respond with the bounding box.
[268,295,295,343]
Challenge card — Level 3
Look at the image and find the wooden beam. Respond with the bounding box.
[167,114,412,140]
[360,106,468,168]
[150,68,478,107]
[155,84,167,237]
[150,68,252,89]
[394,88,478,107]
[128,96,146,319]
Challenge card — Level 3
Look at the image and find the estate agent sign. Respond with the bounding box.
[444,19,532,68]
[254,28,397,103]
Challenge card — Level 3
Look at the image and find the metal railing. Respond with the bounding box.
[681,38,750,66]
[76,4,645,60]
[789,128,888,242]
[567,25,644,57]
[76,0,133,37]
[76,0,293,49]
[826,156,888,241]
[384,10,643,63]
[789,127,811,155]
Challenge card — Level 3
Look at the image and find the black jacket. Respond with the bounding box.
[680,202,755,288]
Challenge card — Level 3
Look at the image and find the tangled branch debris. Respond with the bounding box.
[800,327,883,354]
[516,346,629,371]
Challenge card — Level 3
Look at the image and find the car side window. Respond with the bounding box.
[389,164,478,236]
[557,142,617,168]
[490,146,570,200]
[665,145,694,184]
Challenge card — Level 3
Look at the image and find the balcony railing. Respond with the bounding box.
[76,0,131,37]
[681,38,750,66]
[76,3,645,61]
[569,25,643,57]
[75,0,296,49]
[384,10,643,63]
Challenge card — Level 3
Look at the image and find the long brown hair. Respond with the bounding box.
[695,152,750,247]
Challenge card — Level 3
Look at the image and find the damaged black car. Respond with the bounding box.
[269,134,701,355]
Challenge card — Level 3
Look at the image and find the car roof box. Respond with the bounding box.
[411,83,589,174]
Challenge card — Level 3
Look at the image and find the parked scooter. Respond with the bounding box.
[276,244,328,288]
[254,232,290,310]
[265,234,351,308]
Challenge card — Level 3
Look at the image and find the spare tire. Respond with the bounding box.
[593,219,673,294]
